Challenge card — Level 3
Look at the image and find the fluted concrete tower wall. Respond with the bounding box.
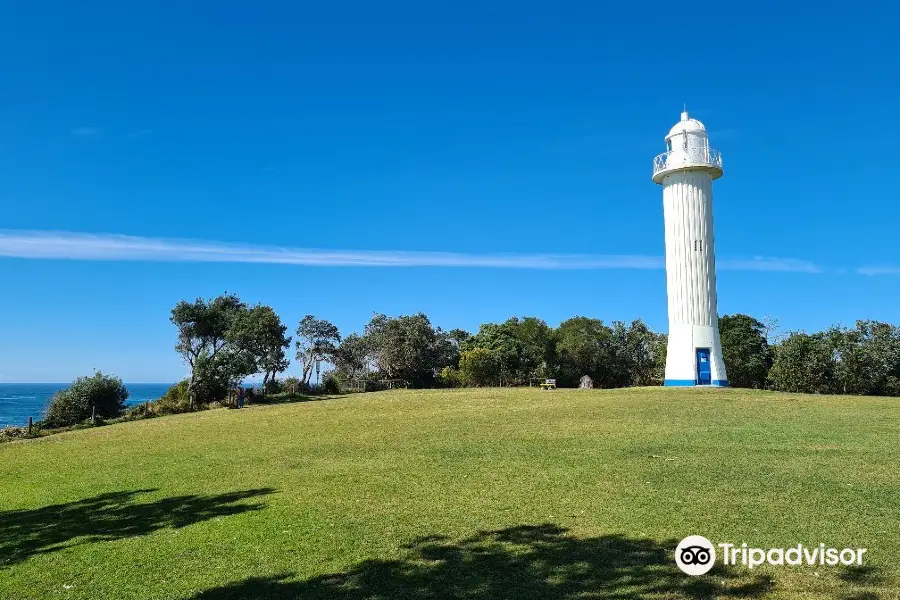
[652,111,727,386]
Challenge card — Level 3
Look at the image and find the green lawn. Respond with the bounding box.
[2,387,899,599]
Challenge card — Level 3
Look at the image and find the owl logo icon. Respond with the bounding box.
[675,536,716,575]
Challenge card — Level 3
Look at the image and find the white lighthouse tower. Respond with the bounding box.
[652,110,727,386]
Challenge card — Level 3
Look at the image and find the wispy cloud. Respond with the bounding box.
[718,256,821,273]
[0,230,821,272]
[857,266,900,276]
[71,126,99,136]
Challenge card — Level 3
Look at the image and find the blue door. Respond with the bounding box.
[696,348,711,385]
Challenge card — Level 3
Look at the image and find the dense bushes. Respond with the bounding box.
[719,314,773,389]
[43,372,129,428]
[321,376,341,395]
[144,380,192,416]
[459,348,500,386]
[768,322,900,395]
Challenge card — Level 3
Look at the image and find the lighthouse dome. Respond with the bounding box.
[666,111,707,140]
[653,109,722,183]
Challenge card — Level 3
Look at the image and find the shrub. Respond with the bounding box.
[439,366,461,388]
[321,376,341,395]
[1,426,32,443]
[459,348,499,387]
[264,378,284,394]
[43,372,128,428]
[191,355,232,405]
[149,380,192,415]
[768,332,835,394]
[281,376,303,395]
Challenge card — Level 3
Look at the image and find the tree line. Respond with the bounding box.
[169,294,900,400]
[8,296,899,439]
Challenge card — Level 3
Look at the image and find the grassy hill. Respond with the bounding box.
[1,387,898,600]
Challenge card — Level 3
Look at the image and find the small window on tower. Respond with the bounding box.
[666,140,672,152]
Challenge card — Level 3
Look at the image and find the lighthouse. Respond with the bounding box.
[652,111,727,387]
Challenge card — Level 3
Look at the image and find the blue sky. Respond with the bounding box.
[0,0,898,382]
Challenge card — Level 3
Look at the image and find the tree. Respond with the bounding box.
[619,319,665,386]
[719,314,773,388]
[464,322,523,386]
[510,317,556,384]
[295,316,341,385]
[459,348,500,387]
[462,317,553,386]
[363,313,443,387]
[439,366,462,388]
[823,321,900,396]
[447,329,472,352]
[767,332,835,394]
[554,317,618,387]
[44,372,128,428]
[653,333,668,384]
[229,304,291,391]
[331,333,370,381]
[171,294,246,409]
[434,328,462,375]
[859,320,900,396]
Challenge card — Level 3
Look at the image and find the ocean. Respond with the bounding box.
[0,383,174,429]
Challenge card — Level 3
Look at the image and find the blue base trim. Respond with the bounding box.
[664,379,730,387]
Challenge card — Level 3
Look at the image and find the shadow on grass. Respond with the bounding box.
[0,487,275,568]
[246,393,346,407]
[188,524,775,599]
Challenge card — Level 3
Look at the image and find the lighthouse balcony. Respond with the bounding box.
[652,147,723,183]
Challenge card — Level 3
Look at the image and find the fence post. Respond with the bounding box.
[91,405,96,425]
[28,416,33,436]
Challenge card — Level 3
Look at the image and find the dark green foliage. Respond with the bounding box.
[719,314,773,388]
[264,378,284,394]
[653,333,667,384]
[463,317,554,385]
[161,296,900,396]
[43,372,128,428]
[280,376,302,395]
[172,295,293,407]
[459,348,500,387]
[446,329,472,362]
[768,321,900,396]
[171,294,247,408]
[828,321,900,396]
[552,318,665,388]
[229,305,291,391]
[438,366,462,388]
[554,317,618,387]
[192,353,239,405]
[768,332,835,393]
[330,333,369,381]
[321,376,341,395]
[146,380,191,415]
[363,313,448,387]
[615,319,665,386]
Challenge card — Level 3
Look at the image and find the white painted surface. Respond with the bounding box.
[654,111,727,385]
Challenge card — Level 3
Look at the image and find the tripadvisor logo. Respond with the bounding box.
[675,535,868,576]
